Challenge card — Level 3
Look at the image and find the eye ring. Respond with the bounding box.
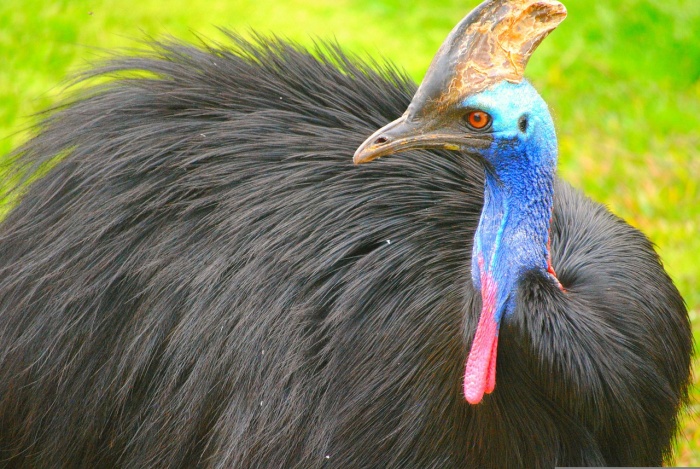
[464,110,492,131]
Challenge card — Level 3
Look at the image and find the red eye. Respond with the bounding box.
[465,110,491,130]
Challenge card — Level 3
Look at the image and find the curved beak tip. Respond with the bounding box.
[354,132,393,164]
[353,116,410,165]
[353,146,379,165]
[352,149,367,165]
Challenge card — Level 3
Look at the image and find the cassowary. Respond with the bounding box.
[0,0,691,467]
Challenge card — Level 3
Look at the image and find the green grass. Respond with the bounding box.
[1,0,698,463]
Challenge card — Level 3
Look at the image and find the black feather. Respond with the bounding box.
[0,33,692,468]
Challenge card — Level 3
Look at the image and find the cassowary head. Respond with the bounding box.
[355,0,567,405]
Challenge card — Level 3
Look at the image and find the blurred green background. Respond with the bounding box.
[1,0,698,463]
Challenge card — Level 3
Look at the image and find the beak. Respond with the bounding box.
[353,114,487,165]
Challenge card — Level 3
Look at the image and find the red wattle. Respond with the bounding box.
[547,223,566,292]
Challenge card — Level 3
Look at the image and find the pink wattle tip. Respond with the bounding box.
[463,310,499,404]
[464,264,499,404]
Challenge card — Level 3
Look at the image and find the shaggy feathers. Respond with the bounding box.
[0,34,692,468]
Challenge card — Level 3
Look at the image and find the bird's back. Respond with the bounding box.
[0,35,691,468]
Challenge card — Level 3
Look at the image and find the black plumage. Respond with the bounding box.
[0,34,692,468]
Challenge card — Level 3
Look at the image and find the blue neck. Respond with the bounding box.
[472,160,555,321]
[465,82,559,323]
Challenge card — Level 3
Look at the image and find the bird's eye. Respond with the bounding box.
[464,110,492,131]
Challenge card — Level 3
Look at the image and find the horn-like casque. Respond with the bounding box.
[412,0,567,117]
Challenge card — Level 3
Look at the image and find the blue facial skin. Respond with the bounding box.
[463,80,558,323]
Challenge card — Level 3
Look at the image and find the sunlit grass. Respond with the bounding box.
[1,0,698,463]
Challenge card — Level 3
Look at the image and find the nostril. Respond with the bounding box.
[375,136,389,145]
